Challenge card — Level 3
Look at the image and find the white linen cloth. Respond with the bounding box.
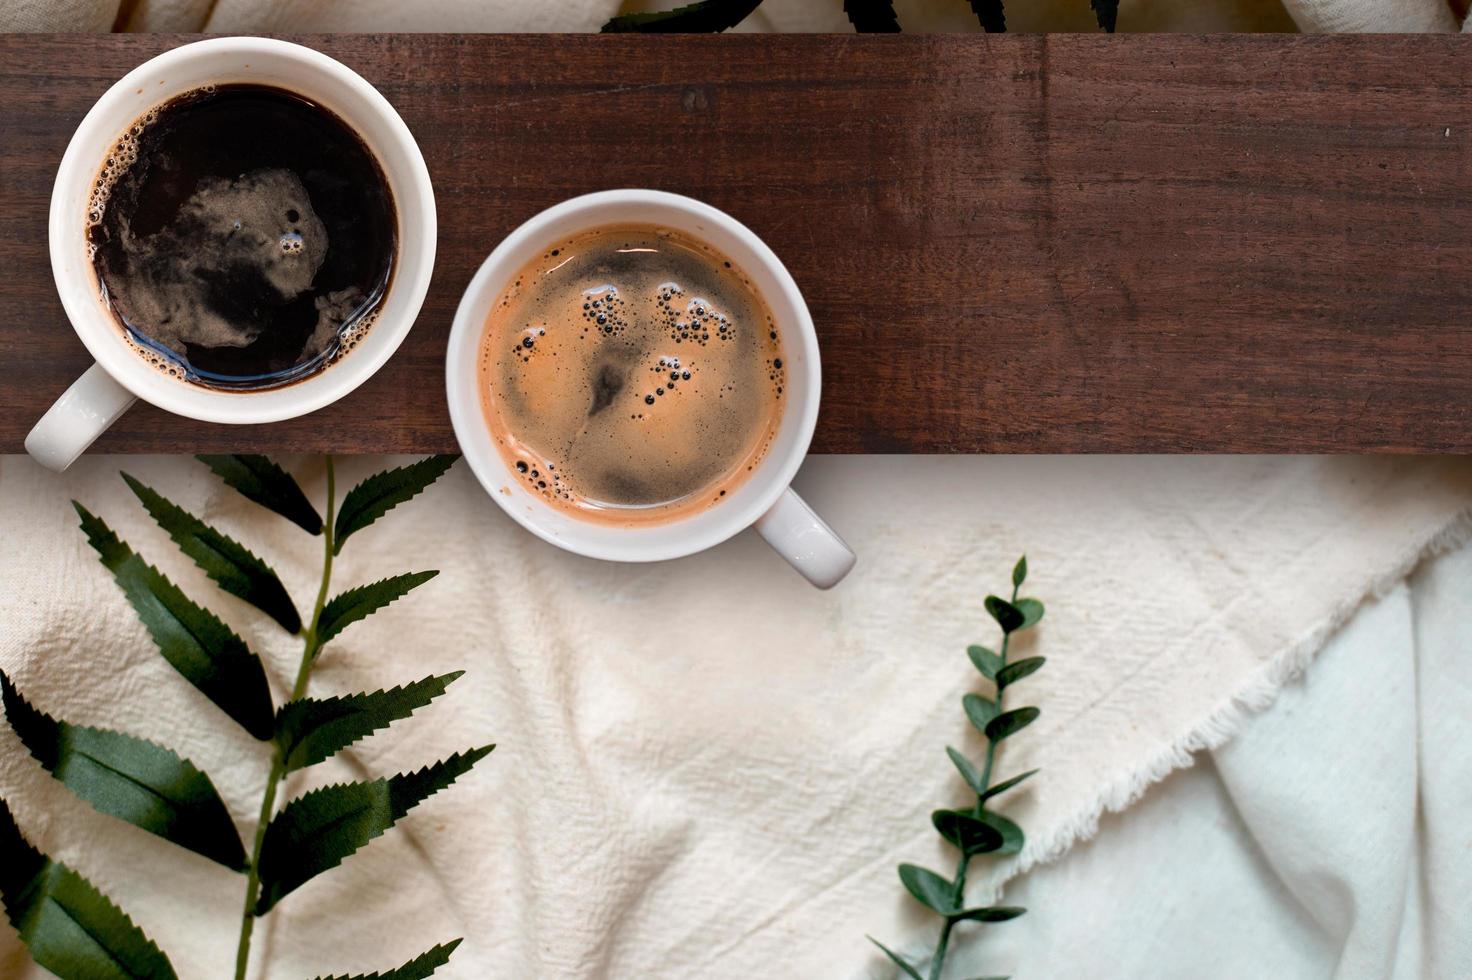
[1,454,1468,978]
[933,537,1472,980]
[1,0,1470,37]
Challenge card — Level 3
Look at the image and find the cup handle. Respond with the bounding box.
[753,487,856,589]
[24,363,137,472]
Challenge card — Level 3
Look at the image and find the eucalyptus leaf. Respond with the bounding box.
[963,693,999,734]
[312,939,463,980]
[984,595,1025,633]
[1092,0,1118,32]
[946,747,986,796]
[256,747,493,914]
[979,769,1039,804]
[276,673,464,773]
[995,657,1045,691]
[966,644,1002,680]
[123,473,300,633]
[843,0,900,32]
[932,809,1005,857]
[1015,598,1044,629]
[866,936,924,980]
[196,455,321,534]
[74,503,274,740]
[333,456,458,555]
[317,571,439,649]
[978,812,1025,855]
[897,863,959,916]
[602,0,762,32]
[952,906,1026,923]
[984,707,1040,743]
[1,672,246,871]
[1011,554,1026,588]
[0,798,178,980]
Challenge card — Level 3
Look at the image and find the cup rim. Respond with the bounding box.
[48,36,436,424]
[446,189,821,563]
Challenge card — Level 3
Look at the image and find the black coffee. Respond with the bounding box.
[88,84,396,390]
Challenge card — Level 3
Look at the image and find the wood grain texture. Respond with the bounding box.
[2,33,1471,454]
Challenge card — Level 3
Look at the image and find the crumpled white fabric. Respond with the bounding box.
[1,455,1468,978]
[926,536,1472,980]
[1,0,1469,34]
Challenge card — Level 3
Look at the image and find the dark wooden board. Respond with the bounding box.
[3,33,1471,454]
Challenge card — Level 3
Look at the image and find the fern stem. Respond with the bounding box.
[233,456,336,980]
[927,579,1017,980]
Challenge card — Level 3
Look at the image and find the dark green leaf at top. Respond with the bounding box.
[844,0,900,32]
[967,644,1002,680]
[334,456,458,554]
[984,707,1040,743]
[276,672,464,773]
[897,863,959,916]
[963,693,999,734]
[1092,0,1118,32]
[123,473,300,633]
[969,0,1006,32]
[74,503,274,740]
[932,809,1005,857]
[1,672,247,871]
[601,0,762,32]
[317,572,439,650]
[255,746,493,914]
[977,811,1025,855]
[312,939,463,980]
[1012,554,1027,588]
[996,657,1046,691]
[985,595,1025,633]
[0,798,178,980]
[196,455,321,535]
[1015,598,1045,629]
[866,936,924,980]
[953,906,1026,923]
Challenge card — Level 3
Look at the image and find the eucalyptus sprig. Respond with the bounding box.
[601,0,1118,33]
[869,555,1044,980]
[0,454,485,980]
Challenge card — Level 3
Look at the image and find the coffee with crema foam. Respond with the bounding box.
[87,83,396,390]
[478,224,786,526]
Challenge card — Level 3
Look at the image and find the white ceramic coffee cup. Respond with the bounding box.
[446,190,856,589]
[25,37,436,472]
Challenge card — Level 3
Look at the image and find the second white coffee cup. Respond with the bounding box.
[446,190,856,589]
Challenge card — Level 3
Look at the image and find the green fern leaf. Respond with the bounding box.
[123,473,300,633]
[969,0,1006,31]
[73,503,274,740]
[0,798,178,980]
[1,672,246,871]
[196,455,322,534]
[256,747,493,913]
[602,0,762,32]
[276,673,464,773]
[333,457,458,555]
[843,0,900,32]
[317,571,439,649]
[312,939,463,980]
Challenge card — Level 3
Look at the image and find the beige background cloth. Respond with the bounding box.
[2,454,1469,977]
[1,0,1469,34]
